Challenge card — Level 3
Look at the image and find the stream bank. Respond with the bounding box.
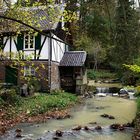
[132,98,140,140]
[1,96,136,140]
[0,92,79,135]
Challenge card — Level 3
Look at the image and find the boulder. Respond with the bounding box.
[95,126,102,130]
[55,130,63,137]
[100,114,109,118]
[15,128,22,133]
[84,126,90,130]
[15,132,22,138]
[110,124,120,129]
[108,115,115,119]
[118,125,125,131]
[72,125,82,131]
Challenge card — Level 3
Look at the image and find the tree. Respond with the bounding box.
[72,0,116,69]
[110,0,140,69]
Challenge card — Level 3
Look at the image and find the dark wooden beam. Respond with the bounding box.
[0,15,72,47]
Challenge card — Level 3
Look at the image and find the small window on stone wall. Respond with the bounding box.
[24,66,35,76]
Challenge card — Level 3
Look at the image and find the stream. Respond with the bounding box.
[1,94,136,140]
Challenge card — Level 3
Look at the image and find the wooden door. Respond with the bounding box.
[5,66,18,85]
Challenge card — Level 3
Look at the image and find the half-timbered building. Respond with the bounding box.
[0,5,87,93]
[0,5,69,91]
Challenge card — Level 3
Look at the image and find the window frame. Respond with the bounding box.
[24,66,35,76]
[24,34,35,50]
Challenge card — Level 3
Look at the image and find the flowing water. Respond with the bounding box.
[1,95,136,140]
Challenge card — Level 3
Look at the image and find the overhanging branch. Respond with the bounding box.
[0,15,71,46]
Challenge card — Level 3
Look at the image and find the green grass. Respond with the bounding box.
[137,98,140,112]
[21,92,77,116]
[1,92,78,117]
[87,69,116,80]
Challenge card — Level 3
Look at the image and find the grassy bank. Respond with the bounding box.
[132,98,140,140]
[87,69,116,80]
[0,92,78,117]
[136,98,140,115]
[0,91,78,134]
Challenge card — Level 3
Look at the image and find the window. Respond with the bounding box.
[24,66,35,76]
[24,34,34,50]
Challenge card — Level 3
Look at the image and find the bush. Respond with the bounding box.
[86,85,96,93]
[87,69,115,80]
[135,86,140,97]
[27,77,41,93]
[22,92,77,116]
[0,97,4,105]
[137,98,140,112]
[121,71,137,85]
[0,88,22,105]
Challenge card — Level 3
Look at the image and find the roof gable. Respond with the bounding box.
[60,51,87,66]
[0,4,64,33]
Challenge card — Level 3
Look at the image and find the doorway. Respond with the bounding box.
[5,66,18,85]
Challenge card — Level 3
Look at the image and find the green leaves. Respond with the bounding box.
[20,92,77,116]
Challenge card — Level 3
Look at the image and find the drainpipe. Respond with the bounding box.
[48,32,52,92]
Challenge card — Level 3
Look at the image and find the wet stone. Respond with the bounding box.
[100,114,115,119]
[15,132,22,138]
[95,106,105,110]
[110,124,120,129]
[55,130,63,137]
[84,126,90,130]
[100,114,109,118]
[72,126,82,131]
[118,125,125,131]
[123,122,133,127]
[89,122,97,125]
[95,126,102,130]
[53,136,60,140]
[108,115,115,119]
[15,128,22,133]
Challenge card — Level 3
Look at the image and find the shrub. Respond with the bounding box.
[121,71,137,85]
[87,69,115,80]
[22,92,77,116]
[86,85,96,93]
[135,86,140,97]
[0,88,22,105]
[27,77,41,93]
[0,97,4,105]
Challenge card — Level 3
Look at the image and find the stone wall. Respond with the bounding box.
[0,60,61,91]
[51,62,60,90]
[0,62,5,83]
[18,61,49,91]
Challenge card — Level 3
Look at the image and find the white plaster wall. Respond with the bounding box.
[3,37,10,52]
[51,34,65,62]
[39,36,49,59]
[24,51,34,59]
[3,37,10,58]
[11,37,17,52]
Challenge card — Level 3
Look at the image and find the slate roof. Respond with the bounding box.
[59,51,87,66]
[0,5,64,33]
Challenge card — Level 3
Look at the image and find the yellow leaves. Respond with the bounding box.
[35,67,39,71]
[123,64,140,73]
[26,109,30,114]
[62,10,78,23]
[41,64,45,69]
